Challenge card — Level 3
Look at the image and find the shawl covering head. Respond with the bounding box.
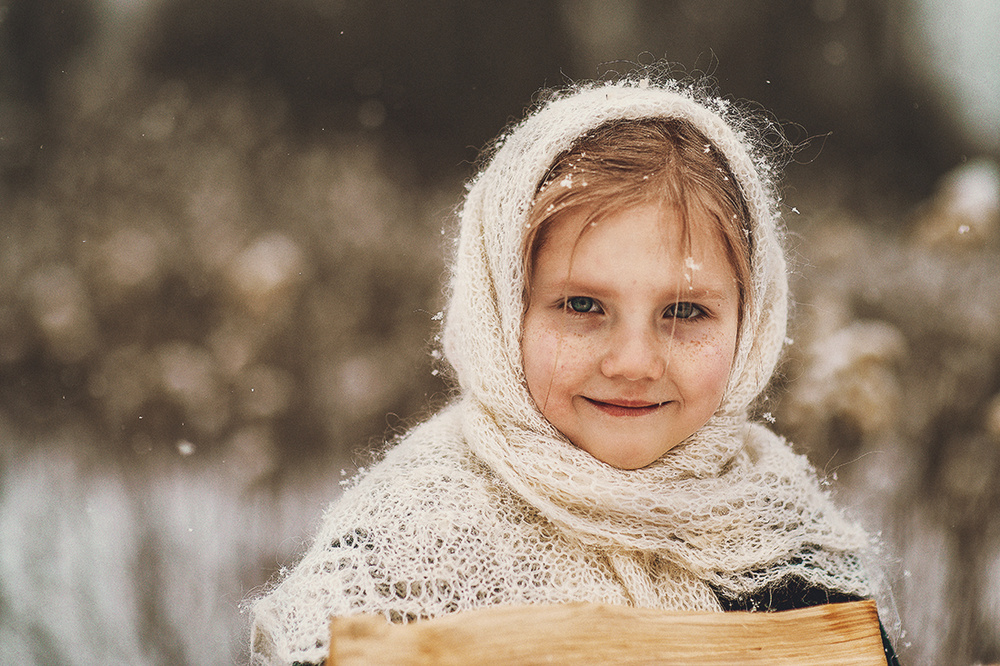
[248,78,874,666]
[442,78,868,591]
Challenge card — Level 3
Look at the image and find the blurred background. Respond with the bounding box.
[1,0,998,663]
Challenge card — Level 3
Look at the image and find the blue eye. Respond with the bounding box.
[567,296,598,313]
[667,302,704,319]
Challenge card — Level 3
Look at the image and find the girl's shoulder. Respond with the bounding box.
[320,405,523,542]
[338,407,481,500]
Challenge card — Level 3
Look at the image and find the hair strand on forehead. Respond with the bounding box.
[523,118,753,326]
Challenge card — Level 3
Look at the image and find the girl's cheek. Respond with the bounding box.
[524,317,599,383]
[678,329,737,380]
[542,331,589,371]
[522,316,562,381]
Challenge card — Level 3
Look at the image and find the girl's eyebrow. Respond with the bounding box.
[541,276,733,302]
[675,286,732,301]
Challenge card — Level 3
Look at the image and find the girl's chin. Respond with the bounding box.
[572,438,681,470]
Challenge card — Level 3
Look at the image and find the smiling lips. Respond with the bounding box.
[583,397,669,417]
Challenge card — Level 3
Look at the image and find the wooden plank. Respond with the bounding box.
[329,599,886,665]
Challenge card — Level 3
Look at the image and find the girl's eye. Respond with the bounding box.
[667,302,704,319]
[566,296,599,313]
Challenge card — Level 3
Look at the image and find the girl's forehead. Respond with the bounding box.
[542,203,733,268]
[549,196,730,250]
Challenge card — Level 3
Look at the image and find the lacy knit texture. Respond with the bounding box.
[248,79,875,666]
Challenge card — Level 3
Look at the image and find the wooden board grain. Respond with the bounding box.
[329,599,886,665]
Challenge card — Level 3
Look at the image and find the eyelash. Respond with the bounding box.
[666,302,706,320]
[565,296,601,314]
[560,297,708,320]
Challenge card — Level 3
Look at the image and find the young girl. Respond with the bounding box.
[249,75,893,665]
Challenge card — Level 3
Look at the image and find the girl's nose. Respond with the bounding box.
[600,324,667,381]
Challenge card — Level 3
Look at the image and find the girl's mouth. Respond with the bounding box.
[583,397,667,417]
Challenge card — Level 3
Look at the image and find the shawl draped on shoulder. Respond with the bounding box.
[248,78,874,666]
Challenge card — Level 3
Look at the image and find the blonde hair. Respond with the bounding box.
[524,118,753,323]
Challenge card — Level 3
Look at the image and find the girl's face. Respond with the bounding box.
[521,203,740,469]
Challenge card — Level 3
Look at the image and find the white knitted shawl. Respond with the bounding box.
[248,80,873,666]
